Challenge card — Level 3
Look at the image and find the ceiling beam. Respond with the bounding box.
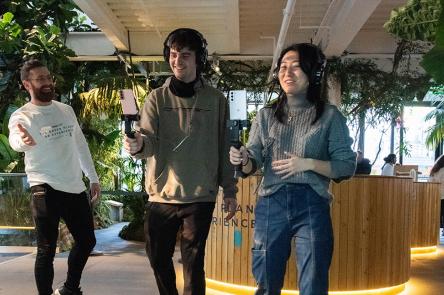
[313,0,382,57]
[73,0,129,51]
[227,0,240,53]
[267,0,297,82]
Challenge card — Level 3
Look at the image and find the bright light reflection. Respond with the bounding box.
[206,279,405,295]
[411,246,437,256]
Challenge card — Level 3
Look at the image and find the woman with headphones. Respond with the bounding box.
[230,43,356,295]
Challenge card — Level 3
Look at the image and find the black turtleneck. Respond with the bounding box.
[169,76,197,98]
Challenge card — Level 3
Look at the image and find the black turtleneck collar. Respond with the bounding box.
[169,76,197,98]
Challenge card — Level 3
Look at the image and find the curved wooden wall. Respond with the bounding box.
[410,182,440,248]
[329,176,412,291]
[205,175,413,292]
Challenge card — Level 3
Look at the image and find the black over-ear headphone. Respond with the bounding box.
[272,43,326,86]
[163,28,208,70]
[311,45,326,86]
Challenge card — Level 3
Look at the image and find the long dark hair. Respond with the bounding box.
[430,154,444,176]
[271,43,327,124]
[383,153,397,164]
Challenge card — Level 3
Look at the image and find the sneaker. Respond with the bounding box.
[54,286,83,295]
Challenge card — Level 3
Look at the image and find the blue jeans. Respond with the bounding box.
[252,184,333,295]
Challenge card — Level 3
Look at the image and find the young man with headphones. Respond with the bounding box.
[229,43,356,295]
[123,28,237,295]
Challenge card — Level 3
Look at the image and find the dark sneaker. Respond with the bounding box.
[54,286,83,295]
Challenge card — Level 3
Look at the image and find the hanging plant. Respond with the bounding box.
[384,0,441,42]
[328,58,432,127]
[384,0,444,84]
[421,0,444,84]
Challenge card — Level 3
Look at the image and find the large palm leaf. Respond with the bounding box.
[0,133,18,171]
[425,107,444,148]
[78,75,148,120]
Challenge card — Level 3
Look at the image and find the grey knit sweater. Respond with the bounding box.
[247,103,356,199]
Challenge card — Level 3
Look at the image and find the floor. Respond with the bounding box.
[0,223,443,294]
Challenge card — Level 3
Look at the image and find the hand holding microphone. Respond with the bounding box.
[229,146,249,166]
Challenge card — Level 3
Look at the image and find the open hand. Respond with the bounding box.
[17,123,36,146]
[272,152,313,179]
[90,182,101,207]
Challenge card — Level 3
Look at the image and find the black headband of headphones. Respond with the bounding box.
[163,28,208,71]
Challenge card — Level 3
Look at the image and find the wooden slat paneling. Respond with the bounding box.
[410,182,440,248]
[205,175,412,292]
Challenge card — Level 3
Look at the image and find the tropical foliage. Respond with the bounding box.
[0,174,32,227]
[384,0,444,149]
[0,104,22,172]
[328,58,431,125]
[0,2,79,171]
[384,0,444,85]
[0,2,148,232]
[384,0,441,42]
[0,189,32,227]
[421,0,444,85]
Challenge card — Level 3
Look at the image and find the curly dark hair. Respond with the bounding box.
[163,28,208,74]
[20,59,46,81]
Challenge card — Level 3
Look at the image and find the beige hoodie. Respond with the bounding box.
[134,77,237,203]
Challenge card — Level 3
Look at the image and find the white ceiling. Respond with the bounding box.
[72,0,409,60]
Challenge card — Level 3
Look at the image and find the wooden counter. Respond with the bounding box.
[410,181,440,253]
[205,175,413,294]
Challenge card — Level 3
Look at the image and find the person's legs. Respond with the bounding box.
[60,191,96,291]
[179,202,215,295]
[145,202,181,295]
[290,185,333,295]
[252,188,292,295]
[32,184,61,295]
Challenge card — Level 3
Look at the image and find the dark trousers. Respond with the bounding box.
[144,201,215,295]
[31,184,96,295]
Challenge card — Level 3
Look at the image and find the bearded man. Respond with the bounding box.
[8,59,100,295]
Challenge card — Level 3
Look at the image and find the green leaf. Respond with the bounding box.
[2,12,14,23]
[1,104,19,136]
[421,1,444,84]
[384,0,441,41]
[49,24,60,35]
[0,133,18,171]
[421,45,444,84]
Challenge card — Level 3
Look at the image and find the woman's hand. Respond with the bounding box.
[272,152,313,179]
[229,146,249,166]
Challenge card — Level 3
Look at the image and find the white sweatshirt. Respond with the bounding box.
[8,101,99,193]
[381,163,394,176]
